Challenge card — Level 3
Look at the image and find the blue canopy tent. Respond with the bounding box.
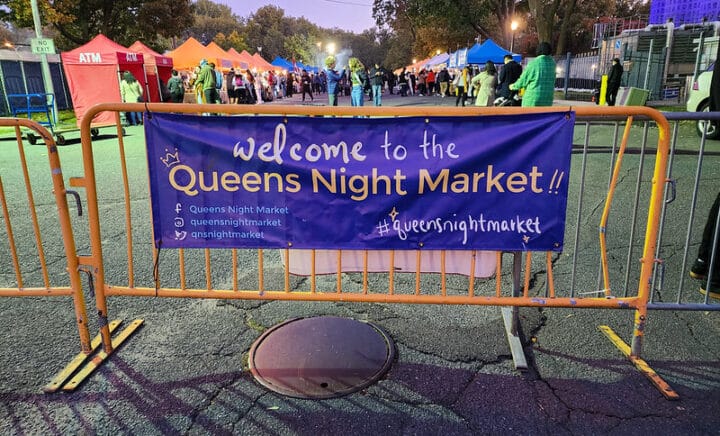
[271,56,294,70]
[426,52,450,69]
[466,39,521,65]
[449,48,468,68]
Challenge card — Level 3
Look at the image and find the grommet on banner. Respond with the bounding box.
[425,118,430,124]
[287,242,293,247]
[418,242,424,248]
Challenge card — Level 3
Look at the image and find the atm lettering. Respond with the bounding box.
[126,53,138,62]
[79,52,102,63]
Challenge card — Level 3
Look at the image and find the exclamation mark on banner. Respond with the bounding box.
[548,170,565,194]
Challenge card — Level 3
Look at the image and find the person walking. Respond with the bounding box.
[606,57,624,106]
[398,68,409,96]
[369,63,385,106]
[167,69,185,103]
[453,66,470,107]
[325,56,343,106]
[120,71,143,125]
[437,67,450,97]
[509,41,556,107]
[471,61,498,106]
[349,57,366,107]
[300,69,314,102]
[497,54,522,105]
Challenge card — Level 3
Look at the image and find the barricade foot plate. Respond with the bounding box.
[44,319,143,393]
[599,325,679,400]
[501,307,528,370]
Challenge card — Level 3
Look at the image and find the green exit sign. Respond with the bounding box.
[31,38,55,54]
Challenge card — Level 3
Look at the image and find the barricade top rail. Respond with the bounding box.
[81,102,671,129]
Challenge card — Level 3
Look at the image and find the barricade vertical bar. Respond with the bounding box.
[204,249,211,290]
[0,177,23,288]
[116,133,135,288]
[631,109,670,357]
[678,136,707,301]
[440,251,447,297]
[388,250,394,295]
[232,249,238,291]
[546,252,556,298]
[45,132,93,354]
[495,252,502,297]
[310,249,317,293]
[651,120,680,301]
[179,249,186,290]
[523,251,531,297]
[363,251,369,294]
[623,122,650,296]
[79,111,117,353]
[570,126,592,297]
[17,130,51,288]
[258,248,265,293]
[337,249,343,293]
[468,250,476,297]
[415,251,421,296]
[599,116,633,295]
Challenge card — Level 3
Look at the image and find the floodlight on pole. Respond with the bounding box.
[510,20,519,53]
[327,42,336,55]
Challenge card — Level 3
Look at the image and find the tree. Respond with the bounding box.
[1,0,194,50]
[214,30,248,53]
[185,0,241,45]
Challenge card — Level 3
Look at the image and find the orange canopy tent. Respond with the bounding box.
[204,42,234,70]
[128,40,173,102]
[227,48,251,70]
[168,37,224,71]
[239,50,259,69]
[252,52,275,71]
[61,34,146,127]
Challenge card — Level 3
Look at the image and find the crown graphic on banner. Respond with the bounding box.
[161,148,180,168]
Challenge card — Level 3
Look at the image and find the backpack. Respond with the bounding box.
[234,75,244,89]
[169,77,183,97]
[214,70,223,89]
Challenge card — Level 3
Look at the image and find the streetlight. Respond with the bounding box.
[510,20,519,53]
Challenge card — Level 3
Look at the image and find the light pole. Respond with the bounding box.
[510,20,519,53]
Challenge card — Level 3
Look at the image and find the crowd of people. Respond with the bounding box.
[137,42,560,112]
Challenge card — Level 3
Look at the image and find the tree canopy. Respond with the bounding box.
[1,0,194,50]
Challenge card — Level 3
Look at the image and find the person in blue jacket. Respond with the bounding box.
[324,55,343,106]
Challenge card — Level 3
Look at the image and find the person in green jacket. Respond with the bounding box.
[509,41,556,107]
[194,59,218,105]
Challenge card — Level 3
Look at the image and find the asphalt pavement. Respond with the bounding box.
[0,90,719,435]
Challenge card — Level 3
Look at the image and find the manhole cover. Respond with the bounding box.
[248,316,395,399]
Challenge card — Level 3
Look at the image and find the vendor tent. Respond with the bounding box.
[239,50,258,69]
[425,52,450,69]
[466,39,521,65]
[168,37,224,71]
[271,56,293,71]
[251,53,275,71]
[61,34,146,126]
[227,48,250,70]
[128,40,173,102]
[205,42,234,70]
[449,48,468,68]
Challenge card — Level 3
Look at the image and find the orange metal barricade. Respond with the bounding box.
[2,104,679,396]
[0,118,92,354]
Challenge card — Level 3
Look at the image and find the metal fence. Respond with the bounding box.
[1,104,718,397]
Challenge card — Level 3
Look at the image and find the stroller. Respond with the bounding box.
[494,93,522,107]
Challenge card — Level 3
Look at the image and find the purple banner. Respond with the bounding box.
[145,112,574,251]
